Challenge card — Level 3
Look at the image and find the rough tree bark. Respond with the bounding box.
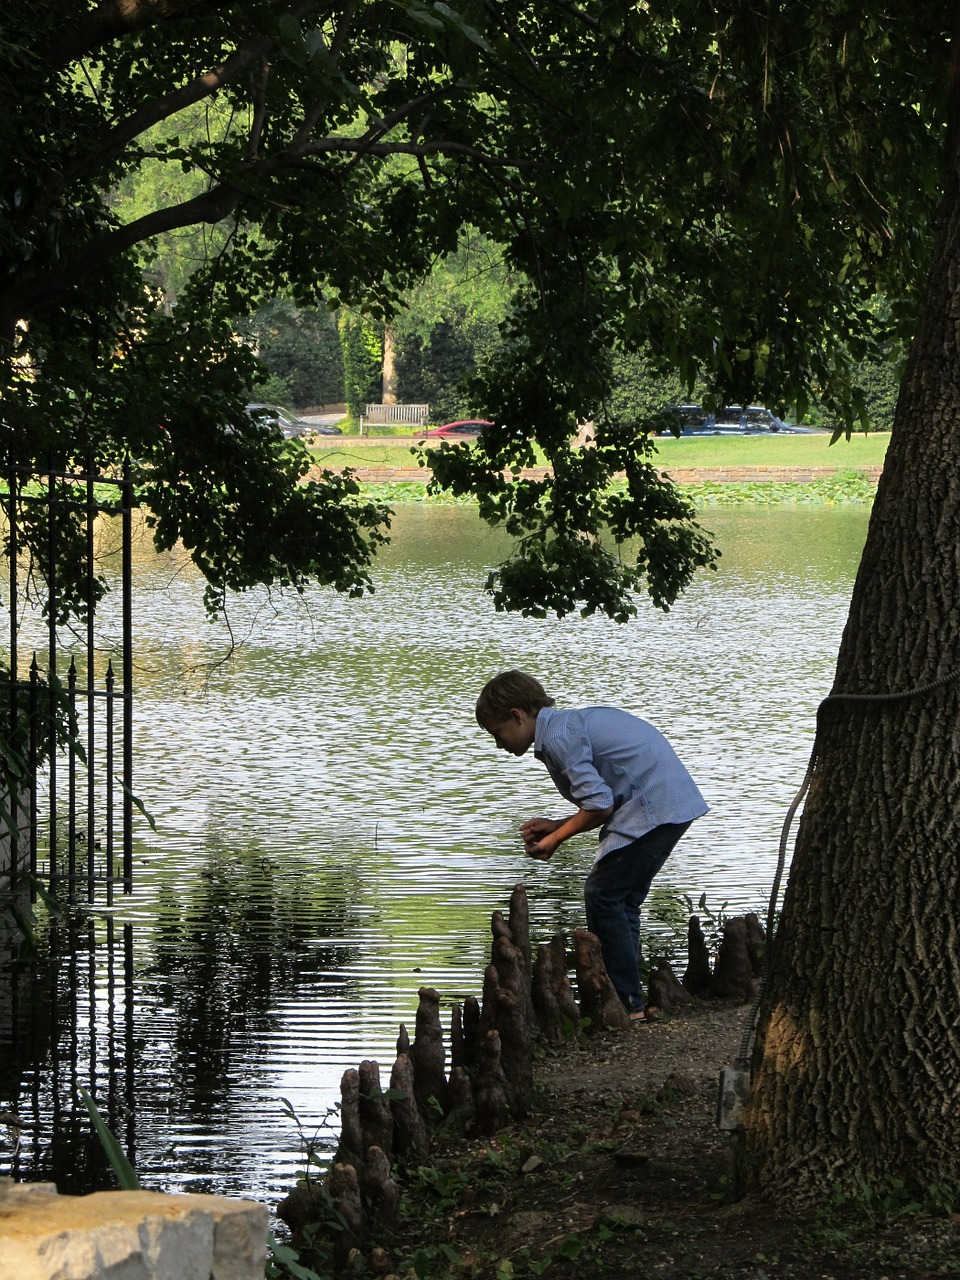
[744,144,960,1197]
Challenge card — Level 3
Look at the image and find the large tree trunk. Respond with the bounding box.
[744,157,960,1197]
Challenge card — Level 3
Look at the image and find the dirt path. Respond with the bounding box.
[384,1001,960,1279]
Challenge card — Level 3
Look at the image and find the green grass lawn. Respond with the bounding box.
[651,431,890,467]
[309,441,427,467]
[309,432,890,470]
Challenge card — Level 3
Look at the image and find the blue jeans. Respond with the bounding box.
[583,821,691,1013]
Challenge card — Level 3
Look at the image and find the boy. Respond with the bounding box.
[476,670,707,1021]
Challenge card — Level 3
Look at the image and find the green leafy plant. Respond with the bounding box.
[265,1231,328,1280]
[403,1241,465,1278]
[278,1095,339,1179]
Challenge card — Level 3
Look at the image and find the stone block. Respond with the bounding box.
[0,1180,267,1280]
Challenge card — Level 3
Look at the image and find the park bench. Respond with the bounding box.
[358,403,429,435]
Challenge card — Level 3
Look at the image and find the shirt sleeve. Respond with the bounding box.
[547,723,615,812]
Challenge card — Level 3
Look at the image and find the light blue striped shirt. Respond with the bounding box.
[533,705,708,859]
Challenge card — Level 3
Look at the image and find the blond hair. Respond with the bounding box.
[475,670,555,725]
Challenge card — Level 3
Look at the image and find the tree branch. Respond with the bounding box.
[59,0,321,192]
[292,136,532,168]
[290,0,362,147]
[48,0,240,69]
[15,185,241,317]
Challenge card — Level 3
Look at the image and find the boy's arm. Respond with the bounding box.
[523,805,614,862]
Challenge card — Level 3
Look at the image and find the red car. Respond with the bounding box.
[423,419,493,437]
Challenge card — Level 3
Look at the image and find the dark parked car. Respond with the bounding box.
[423,419,493,437]
[659,405,820,436]
[246,403,344,437]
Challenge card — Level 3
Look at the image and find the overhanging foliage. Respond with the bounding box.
[0,1,947,620]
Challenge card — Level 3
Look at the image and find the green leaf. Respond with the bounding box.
[433,2,491,49]
[80,1089,141,1190]
[26,873,63,920]
[116,779,158,832]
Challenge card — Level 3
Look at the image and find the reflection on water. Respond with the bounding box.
[0,503,869,1204]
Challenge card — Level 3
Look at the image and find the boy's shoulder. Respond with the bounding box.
[539,704,637,737]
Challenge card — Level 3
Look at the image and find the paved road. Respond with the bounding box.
[299,411,347,427]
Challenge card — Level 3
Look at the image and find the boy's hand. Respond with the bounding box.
[521,817,562,862]
[520,817,561,841]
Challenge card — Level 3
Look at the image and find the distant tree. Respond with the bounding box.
[810,301,907,432]
[851,351,901,430]
[339,313,383,420]
[604,348,688,432]
[238,299,344,408]
[109,98,237,306]
[393,230,512,423]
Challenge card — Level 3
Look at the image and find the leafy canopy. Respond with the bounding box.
[0,1,948,621]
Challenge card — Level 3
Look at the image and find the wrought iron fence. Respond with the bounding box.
[1,455,133,907]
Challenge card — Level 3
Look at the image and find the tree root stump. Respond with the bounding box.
[683,915,712,995]
[411,986,447,1120]
[647,959,693,1013]
[572,928,631,1030]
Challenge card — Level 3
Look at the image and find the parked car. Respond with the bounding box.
[658,405,821,435]
[423,419,493,437]
[245,403,343,437]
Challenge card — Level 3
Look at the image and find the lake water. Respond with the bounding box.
[0,501,870,1206]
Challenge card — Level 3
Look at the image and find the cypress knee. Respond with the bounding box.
[532,933,580,1043]
[358,1059,393,1159]
[709,916,757,1000]
[445,1065,476,1136]
[462,994,482,1071]
[491,985,533,1117]
[744,911,766,977]
[683,915,712,995]
[362,1145,399,1226]
[336,1067,364,1171]
[329,1162,364,1267]
[449,1001,466,1071]
[388,1053,428,1162]
[508,882,533,979]
[572,927,631,1030]
[410,986,447,1119]
[648,959,693,1013]
[473,1029,510,1135]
